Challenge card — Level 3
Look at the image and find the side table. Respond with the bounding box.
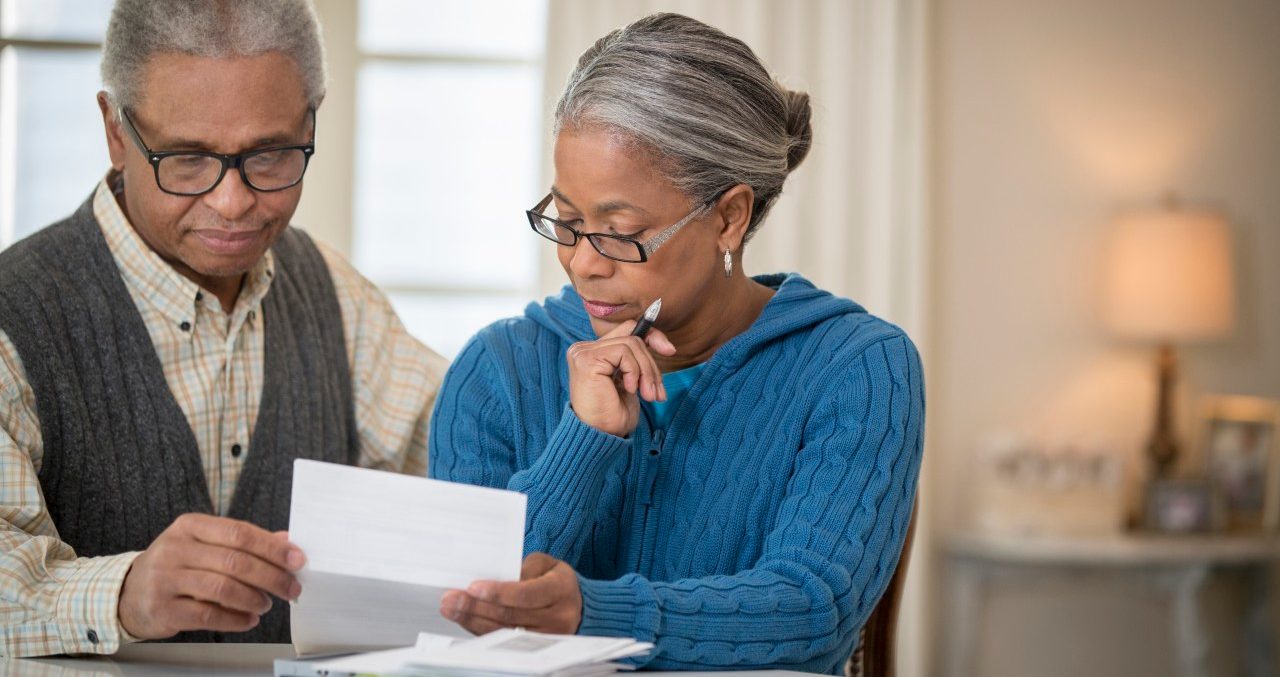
[941,531,1280,677]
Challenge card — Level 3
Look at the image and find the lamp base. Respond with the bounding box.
[1147,343,1180,479]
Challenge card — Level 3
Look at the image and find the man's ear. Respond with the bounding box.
[97,91,127,171]
[714,183,755,253]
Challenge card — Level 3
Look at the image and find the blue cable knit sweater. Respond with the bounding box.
[430,273,924,674]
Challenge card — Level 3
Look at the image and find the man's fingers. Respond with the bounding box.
[177,570,272,615]
[182,514,306,573]
[183,542,301,601]
[165,598,260,634]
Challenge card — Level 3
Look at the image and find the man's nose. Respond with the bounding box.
[201,167,256,221]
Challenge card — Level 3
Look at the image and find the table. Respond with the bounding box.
[942,531,1280,677]
[0,643,815,676]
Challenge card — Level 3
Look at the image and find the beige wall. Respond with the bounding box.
[292,0,357,255]
[930,0,1280,673]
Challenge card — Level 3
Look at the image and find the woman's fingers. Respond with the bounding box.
[566,314,676,435]
[619,337,664,401]
[643,327,677,357]
[582,336,663,401]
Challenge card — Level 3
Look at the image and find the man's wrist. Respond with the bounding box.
[115,552,145,643]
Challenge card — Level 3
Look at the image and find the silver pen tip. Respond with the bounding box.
[643,298,662,322]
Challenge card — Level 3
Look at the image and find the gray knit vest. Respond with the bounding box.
[0,196,358,644]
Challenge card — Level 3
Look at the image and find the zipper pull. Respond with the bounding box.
[641,429,663,505]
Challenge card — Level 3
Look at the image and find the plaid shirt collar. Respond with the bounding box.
[93,171,276,335]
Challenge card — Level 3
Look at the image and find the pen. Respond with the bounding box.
[631,298,662,338]
[611,298,663,397]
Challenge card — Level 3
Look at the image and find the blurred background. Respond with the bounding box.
[1,1,1277,675]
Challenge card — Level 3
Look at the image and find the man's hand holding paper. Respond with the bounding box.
[119,514,305,639]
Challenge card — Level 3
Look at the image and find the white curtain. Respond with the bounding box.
[540,2,932,675]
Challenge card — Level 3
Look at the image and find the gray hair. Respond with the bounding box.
[100,0,326,116]
[554,12,812,241]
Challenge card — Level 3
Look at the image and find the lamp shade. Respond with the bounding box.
[1105,206,1235,342]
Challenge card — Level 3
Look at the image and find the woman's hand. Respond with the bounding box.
[441,553,582,635]
[566,320,676,437]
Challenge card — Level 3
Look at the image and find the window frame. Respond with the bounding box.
[0,4,104,249]
[340,1,551,355]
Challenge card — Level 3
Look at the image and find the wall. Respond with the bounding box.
[930,0,1280,674]
[291,0,357,254]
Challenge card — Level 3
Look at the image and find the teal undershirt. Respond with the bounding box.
[642,363,705,430]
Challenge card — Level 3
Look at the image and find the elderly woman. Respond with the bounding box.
[431,13,923,674]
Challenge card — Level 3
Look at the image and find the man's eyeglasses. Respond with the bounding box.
[526,193,714,263]
[119,108,316,196]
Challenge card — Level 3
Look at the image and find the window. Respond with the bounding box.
[0,0,112,248]
[353,0,549,357]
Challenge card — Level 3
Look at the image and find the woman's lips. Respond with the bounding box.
[583,299,626,319]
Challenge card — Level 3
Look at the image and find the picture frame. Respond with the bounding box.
[1143,479,1217,533]
[1198,395,1280,532]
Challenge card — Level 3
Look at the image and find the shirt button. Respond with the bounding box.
[231,444,243,458]
[86,628,99,644]
[195,292,204,302]
[179,321,192,332]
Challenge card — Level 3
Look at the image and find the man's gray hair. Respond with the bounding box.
[100,0,326,116]
[554,12,812,240]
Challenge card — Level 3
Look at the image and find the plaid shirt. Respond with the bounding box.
[0,177,449,657]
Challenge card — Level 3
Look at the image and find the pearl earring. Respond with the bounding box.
[723,248,732,278]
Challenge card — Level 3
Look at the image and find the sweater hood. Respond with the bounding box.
[523,273,865,368]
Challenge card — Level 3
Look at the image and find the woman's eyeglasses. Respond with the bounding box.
[526,193,713,263]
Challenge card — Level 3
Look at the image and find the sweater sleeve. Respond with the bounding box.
[575,335,925,672]
[429,333,629,561]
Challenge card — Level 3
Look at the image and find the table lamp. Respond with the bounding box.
[1104,200,1235,479]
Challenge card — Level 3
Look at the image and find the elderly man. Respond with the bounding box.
[0,0,446,656]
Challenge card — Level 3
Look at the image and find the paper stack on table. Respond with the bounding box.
[287,459,528,655]
[278,629,654,677]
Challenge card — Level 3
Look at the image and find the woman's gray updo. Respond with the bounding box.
[554,12,812,241]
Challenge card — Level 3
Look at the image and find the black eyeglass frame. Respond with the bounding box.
[526,192,718,263]
[119,108,317,197]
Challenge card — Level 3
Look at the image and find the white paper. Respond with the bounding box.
[299,645,421,674]
[288,459,527,655]
[310,630,652,677]
[408,629,654,674]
